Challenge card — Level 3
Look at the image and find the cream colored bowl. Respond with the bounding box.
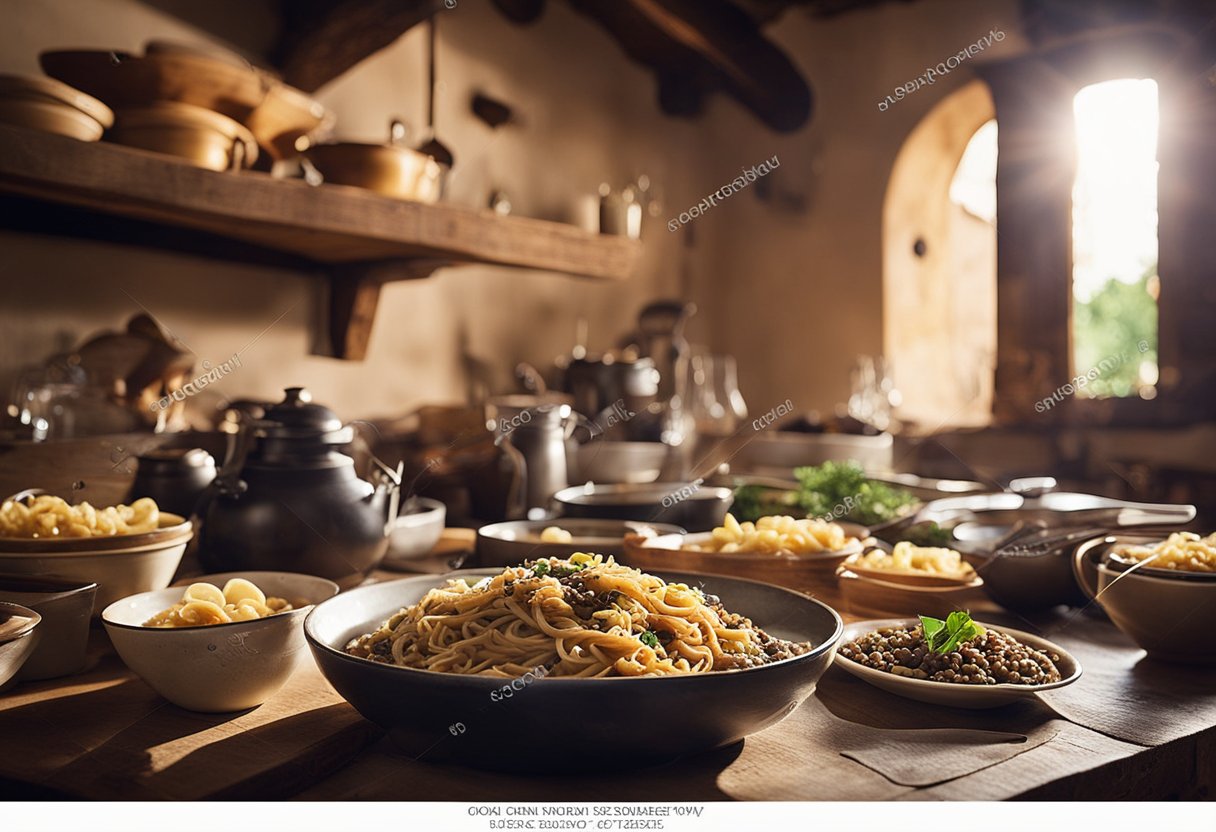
[1074,535,1216,663]
[0,514,192,610]
[103,571,339,712]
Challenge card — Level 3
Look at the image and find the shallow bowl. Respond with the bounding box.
[834,617,1081,708]
[0,98,105,141]
[834,567,985,619]
[476,518,686,567]
[572,441,668,484]
[0,602,42,688]
[554,482,733,532]
[621,526,867,599]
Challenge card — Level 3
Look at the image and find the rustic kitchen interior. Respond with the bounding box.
[0,0,1214,817]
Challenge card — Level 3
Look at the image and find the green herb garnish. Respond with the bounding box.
[639,631,660,648]
[899,521,953,548]
[550,561,588,578]
[794,461,917,525]
[731,461,917,526]
[531,561,551,576]
[919,611,984,655]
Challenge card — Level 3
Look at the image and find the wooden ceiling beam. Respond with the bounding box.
[272,0,447,93]
[566,0,813,131]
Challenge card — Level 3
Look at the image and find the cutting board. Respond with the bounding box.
[0,631,382,799]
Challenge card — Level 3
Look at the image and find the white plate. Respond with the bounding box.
[833,617,1082,708]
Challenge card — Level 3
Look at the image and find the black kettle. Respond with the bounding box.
[198,387,402,589]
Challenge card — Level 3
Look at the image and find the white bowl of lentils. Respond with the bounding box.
[834,618,1082,708]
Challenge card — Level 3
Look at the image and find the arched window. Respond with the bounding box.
[883,81,997,429]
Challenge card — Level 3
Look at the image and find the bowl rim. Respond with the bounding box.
[304,567,844,684]
[1081,534,1216,583]
[1097,559,1216,584]
[840,551,979,587]
[0,72,115,125]
[628,529,864,561]
[0,571,99,596]
[394,497,446,527]
[835,566,983,592]
[835,616,1082,694]
[478,518,688,545]
[1103,547,1216,582]
[0,513,192,553]
[553,482,734,506]
[101,570,340,633]
[0,600,42,640]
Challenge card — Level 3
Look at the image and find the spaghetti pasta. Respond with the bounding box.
[344,553,812,677]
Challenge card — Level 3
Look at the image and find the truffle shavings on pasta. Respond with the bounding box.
[344,553,812,677]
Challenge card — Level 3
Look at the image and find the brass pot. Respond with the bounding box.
[305,141,443,203]
[109,101,258,171]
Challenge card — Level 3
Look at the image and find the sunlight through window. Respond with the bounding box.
[1072,79,1159,399]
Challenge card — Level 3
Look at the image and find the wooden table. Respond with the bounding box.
[2,533,1214,801]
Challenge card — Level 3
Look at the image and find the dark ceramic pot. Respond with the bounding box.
[199,388,401,589]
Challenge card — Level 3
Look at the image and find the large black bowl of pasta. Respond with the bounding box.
[305,553,843,771]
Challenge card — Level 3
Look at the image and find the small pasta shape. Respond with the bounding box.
[0,494,162,538]
[1118,532,1216,573]
[183,582,227,607]
[143,579,294,628]
[697,514,855,555]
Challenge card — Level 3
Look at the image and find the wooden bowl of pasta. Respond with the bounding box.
[621,514,868,599]
[0,493,193,609]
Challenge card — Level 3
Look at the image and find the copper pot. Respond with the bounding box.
[109,101,258,171]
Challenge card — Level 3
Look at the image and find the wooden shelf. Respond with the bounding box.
[0,125,641,358]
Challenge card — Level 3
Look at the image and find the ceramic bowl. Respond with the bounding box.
[306,568,843,771]
[621,524,868,599]
[834,618,1081,708]
[0,513,192,611]
[0,573,97,680]
[383,498,446,567]
[0,73,113,125]
[1073,534,1216,663]
[572,441,668,484]
[553,482,734,532]
[102,571,339,712]
[476,518,687,568]
[40,46,330,159]
[0,602,42,688]
[834,566,985,619]
[0,99,105,141]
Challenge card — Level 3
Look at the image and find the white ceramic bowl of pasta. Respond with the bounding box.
[102,571,340,712]
[0,513,193,611]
